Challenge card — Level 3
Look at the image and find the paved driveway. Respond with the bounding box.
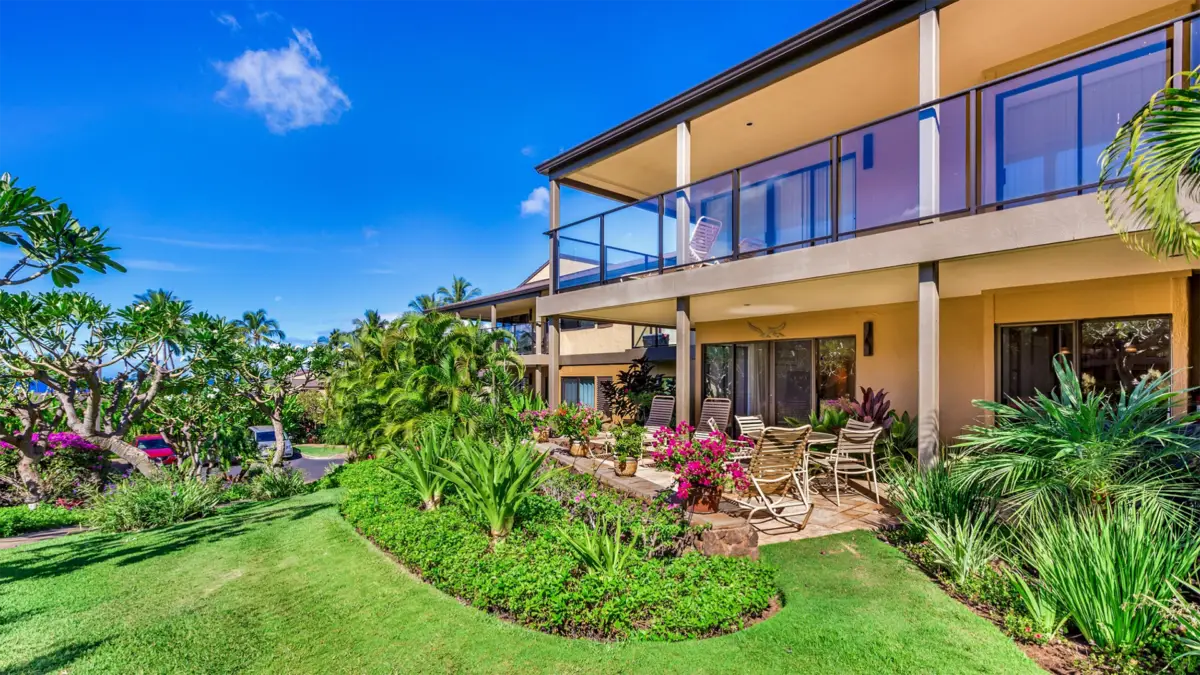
[288,454,345,482]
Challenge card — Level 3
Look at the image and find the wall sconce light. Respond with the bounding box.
[863,321,874,356]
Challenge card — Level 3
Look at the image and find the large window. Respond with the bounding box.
[561,376,595,407]
[702,336,856,426]
[998,316,1170,401]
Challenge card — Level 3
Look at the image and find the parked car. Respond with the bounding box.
[249,425,294,459]
[135,434,177,465]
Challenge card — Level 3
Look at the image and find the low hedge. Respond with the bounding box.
[340,460,777,641]
[0,504,84,537]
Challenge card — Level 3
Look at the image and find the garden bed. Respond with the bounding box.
[338,459,780,641]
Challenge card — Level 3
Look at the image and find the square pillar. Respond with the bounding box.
[918,262,940,469]
[549,179,561,294]
[548,317,561,407]
[533,366,544,398]
[675,121,691,265]
[675,297,691,425]
[534,317,543,355]
[918,9,940,220]
[490,304,498,330]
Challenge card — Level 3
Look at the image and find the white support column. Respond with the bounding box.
[674,297,691,425]
[490,304,498,330]
[548,317,561,407]
[675,121,691,265]
[918,9,940,220]
[549,179,561,294]
[1174,20,1186,88]
[533,366,544,398]
[918,262,940,469]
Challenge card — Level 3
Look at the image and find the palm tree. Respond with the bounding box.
[408,294,438,313]
[1099,67,1200,259]
[352,309,388,338]
[236,309,285,345]
[436,276,482,306]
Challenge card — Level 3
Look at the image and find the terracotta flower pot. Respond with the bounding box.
[568,441,588,457]
[614,458,638,477]
[534,429,549,443]
[687,487,723,514]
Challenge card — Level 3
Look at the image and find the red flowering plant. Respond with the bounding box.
[649,422,751,501]
[546,404,603,443]
[0,433,107,506]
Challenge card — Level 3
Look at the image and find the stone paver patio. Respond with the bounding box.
[542,441,898,548]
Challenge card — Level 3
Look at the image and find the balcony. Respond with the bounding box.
[550,17,1177,292]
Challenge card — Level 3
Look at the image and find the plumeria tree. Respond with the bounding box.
[0,290,206,477]
[233,340,335,466]
[0,375,62,502]
[0,173,124,288]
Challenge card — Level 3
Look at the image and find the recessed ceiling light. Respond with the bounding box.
[745,122,754,127]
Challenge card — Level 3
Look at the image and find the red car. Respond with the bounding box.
[135,434,177,465]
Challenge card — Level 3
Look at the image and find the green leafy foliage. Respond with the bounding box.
[86,469,224,532]
[888,462,984,543]
[340,460,776,641]
[0,503,82,537]
[597,355,672,421]
[1006,570,1067,642]
[556,516,638,577]
[612,424,645,461]
[838,386,894,430]
[387,424,454,509]
[919,509,1003,586]
[956,354,1198,524]
[434,437,555,539]
[1016,505,1200,651]
[249,466,309,500]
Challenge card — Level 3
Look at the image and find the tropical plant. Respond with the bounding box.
[231,340,335,466]
[1149,580,1200,663]
[792,402,849,434]
[917,507,1003,586]
[236,309,285,345]
[408,294,438,313]
[1007,570,1068,641]
[881,410,918,467]
[955,354,1198,524]
[86,469,224,532]
[888,462,984,543]
[612,424,645,461]
[649,423,750,501]
[837,386,893,430]
[352,309,389,337]
[598,355,672,421]
[1099,66,1200,260]
[1016,505,1200,651]
[557,516,639,577]
[249,466,308,500]
[435,275,482,305]
[388,424,453,509]
[0,172,124,288]
[433,436,555,539]
[547,403,603,443]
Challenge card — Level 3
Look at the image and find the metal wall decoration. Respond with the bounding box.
[747,321,786,338]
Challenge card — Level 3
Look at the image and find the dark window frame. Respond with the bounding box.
[994,314,1172,401]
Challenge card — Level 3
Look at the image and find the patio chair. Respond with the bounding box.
[731,415,765,460]
[642,395,676,446]
[844,418,875,432]
[728,425,813,527]
[693,417,721,442]
[808,425,884,507]
[687,216,724,264]
[697,397,732,435]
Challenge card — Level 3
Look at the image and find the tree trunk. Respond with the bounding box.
[15,439,42,504]
[270,403,287,467]
[92,434,161,477]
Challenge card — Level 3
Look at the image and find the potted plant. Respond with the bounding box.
[611,424,644,477]
[521,409,551,443]
[649,422,749,513]
[550,404,602,457]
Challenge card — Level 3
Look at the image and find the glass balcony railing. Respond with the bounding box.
[551,18,1174,291]
[495,320,546,355]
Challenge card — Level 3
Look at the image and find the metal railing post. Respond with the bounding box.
[598,215,607,284]
[657,195,665,273]
[731,170,741,259]
[829,136,840,241]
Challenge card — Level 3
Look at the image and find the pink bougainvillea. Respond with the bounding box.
[649,422,750,501]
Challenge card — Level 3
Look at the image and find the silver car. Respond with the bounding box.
[249,425,295,459]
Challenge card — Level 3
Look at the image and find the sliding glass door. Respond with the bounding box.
[773,340,813,424]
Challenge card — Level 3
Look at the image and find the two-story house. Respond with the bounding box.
[534,0,1197,464]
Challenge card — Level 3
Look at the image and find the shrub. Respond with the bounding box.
[219,482,253,503]
[435,436,554,539]
[249,466,309,500]
[611,424,644,461]
[556,517,637,577]
[87,470,224,532]
[1007,570,1068,641]
[546,404,603,443]
[0,503,83,537]
[649,422,749,501]
[919,509,1003,586]
[0,433,108,506]
[340,463,775,641]
[888,462,983,542]
[1018,505,1200,651]
[388,425,453,509]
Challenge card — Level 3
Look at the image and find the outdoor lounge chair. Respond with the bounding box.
[687,216,723,264]
[643,395,674,432]
[808,425,884,506]
[696,397,732,435]
[728,425,813,527]
[730,415,765,460]
[693,417,721,442]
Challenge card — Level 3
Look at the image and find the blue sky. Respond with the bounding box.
[0,0,853,342]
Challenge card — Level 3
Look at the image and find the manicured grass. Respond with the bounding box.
[0,490,1040,675]
[295,444,347,458]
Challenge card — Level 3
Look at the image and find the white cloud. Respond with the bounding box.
[362,268,395,275]
[521,145,535,157]
[214,12,241,31]
[215,27,351,134]
[520,187,550,216]
[274,295,283,301]
[362,226,380,240]
[122,259,198,273]
[255,9,283,24]
[131,235,275,251]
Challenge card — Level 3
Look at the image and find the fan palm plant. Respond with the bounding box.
[236,309,285,345]
[434,436,555,540]
[956,355,1198,525]
[1099,66,1200,259]
[436,275,482,305]
[408,294,438,313]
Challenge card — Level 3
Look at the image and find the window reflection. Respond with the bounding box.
[1079,318,1171,393]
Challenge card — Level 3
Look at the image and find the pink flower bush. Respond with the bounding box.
[545,404,604,442]
[649,422,750,501]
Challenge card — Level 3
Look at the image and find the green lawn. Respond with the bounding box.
[0,490,1040,675]
[295,444,347,458]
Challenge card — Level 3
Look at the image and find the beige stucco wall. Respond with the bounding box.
[560,324,634,356]
[692,272,1190,441]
